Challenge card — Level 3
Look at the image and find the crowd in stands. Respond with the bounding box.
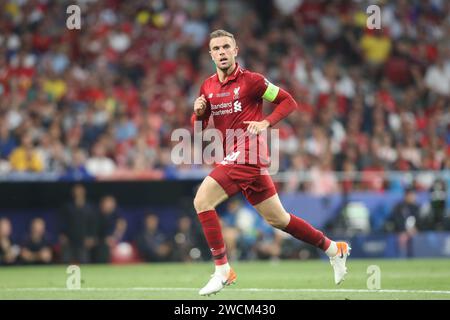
[0,0,448,193]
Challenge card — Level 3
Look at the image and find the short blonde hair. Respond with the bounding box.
[210,29,236,44]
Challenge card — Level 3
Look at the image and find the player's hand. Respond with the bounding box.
[194,94,207,116]
[243,120,270,135]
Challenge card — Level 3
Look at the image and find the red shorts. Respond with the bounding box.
[209,164,277,206]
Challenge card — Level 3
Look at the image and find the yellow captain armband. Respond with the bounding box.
[262,81,279,102]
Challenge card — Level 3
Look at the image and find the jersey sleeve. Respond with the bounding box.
[249,73,297,126]
[249,72,280,102]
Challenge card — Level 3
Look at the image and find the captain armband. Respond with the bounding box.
[262,81,280,102]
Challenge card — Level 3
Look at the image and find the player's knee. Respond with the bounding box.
[266,218,284,229]
[193,194,212,213]
[193,195,202,212]
[265,213,289,229]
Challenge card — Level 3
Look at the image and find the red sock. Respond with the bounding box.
[197,210,228,265]
[283,213,331,251]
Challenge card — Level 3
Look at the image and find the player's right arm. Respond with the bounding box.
[191,84,211,131]
[194,94,207,116]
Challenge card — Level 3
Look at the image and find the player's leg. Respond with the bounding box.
[251,193,351,285]
[252,193,333,250]
[194,175,229,268]
[194,173,238,295]
[194,175,229,211]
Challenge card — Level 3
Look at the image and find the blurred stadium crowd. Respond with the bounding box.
[0,0,448,192]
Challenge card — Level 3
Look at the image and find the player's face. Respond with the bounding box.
[209,36,238,71]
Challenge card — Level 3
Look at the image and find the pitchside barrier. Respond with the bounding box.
[0,180,449,260]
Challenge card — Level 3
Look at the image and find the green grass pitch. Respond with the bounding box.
[1,258,449,300]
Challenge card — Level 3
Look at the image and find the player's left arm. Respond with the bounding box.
[244,74,297,135]
[262,81,297,126]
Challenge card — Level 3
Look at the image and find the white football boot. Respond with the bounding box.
[199,268,237,296]
[329,242,351,285]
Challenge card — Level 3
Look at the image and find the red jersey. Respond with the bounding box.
[193,63,296,168]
